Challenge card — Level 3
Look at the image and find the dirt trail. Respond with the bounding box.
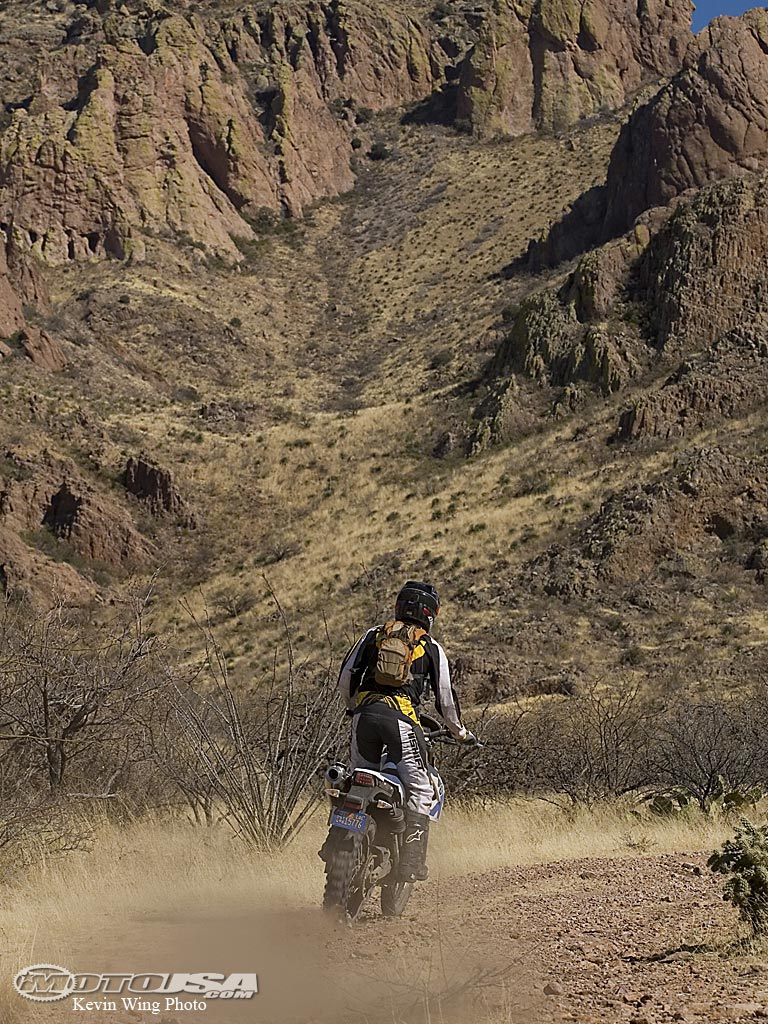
[11,849,768,1024]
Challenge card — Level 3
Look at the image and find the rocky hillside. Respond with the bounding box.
[2,0,768,700]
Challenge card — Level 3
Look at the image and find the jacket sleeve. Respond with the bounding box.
[428,639,467,739]
[337,627,377,709]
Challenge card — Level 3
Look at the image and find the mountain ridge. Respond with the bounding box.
[1,0,767,701]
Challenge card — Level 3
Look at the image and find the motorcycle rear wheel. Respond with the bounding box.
[322,819,377,922]
[380,878,414,917]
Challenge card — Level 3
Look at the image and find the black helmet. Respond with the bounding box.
[395,580,440,632]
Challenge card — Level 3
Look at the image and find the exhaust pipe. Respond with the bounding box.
[325,763,349,792]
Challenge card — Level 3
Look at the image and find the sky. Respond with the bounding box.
[692,0,765,31]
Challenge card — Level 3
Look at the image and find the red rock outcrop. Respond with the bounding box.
[0,2,442,263]
[0,530,94,605]
[0,450,153,568]
[638,174,768,352]
[122,455,194,525]
[20,326,67,371]
[617,328,768,442]
[456,0,692,137]
[602,9,768,237]
[523,447,768,602]
[0,225,49,339]
[474,172,768,448]
[531,10,768,266]
[0,255,24,339]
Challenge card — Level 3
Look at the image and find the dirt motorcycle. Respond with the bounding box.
[319,718,476,921]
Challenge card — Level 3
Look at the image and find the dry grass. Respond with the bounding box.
[0,798,731,1021]
[3,91,764,704]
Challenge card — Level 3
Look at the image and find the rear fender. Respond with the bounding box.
[379,762,407,804]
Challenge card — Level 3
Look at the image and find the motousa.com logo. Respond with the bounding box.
[14,965,258,1013]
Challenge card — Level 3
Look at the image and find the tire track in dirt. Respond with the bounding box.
[9,852,767,1024]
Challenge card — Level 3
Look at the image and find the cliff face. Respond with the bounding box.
[0,0,696,270]
[455,0,692,137]
[0,1,442,263]
[602,9,768,237]
[0,243,25,341]
[472,173,768,450]
[531,10,768,267]
[0,226,49,342]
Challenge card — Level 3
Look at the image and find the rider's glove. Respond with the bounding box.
[458,727,478,746]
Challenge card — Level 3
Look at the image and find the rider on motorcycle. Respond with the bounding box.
[337,580,475,883]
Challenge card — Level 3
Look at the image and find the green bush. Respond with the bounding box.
[430,348,452,370]
[709,819,768,936]
[430,0,453,21]
[368,141,392,161]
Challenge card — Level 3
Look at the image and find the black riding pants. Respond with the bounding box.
[350,705,433,815]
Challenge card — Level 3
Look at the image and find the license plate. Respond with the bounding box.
[331,808,367,833]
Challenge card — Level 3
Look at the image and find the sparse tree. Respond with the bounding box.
[166,585,345,850]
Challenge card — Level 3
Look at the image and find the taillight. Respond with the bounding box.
[353,770,376,786]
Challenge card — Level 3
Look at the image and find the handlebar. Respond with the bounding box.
[423,726,453,742]
[422,724,485,749]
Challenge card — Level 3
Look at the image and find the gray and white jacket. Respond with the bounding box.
[337,625,467,739]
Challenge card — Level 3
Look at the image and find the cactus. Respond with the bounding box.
[708,819,768,936]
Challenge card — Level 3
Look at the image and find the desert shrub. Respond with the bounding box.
[430,0,453,20]
[709,819,768,936]
[0,592,162,800]
[650,695,768,812]
[355,106,374,125]
[436,683,654,806]
[0,590,169,873]
[0,581,346,868]
[368,140,392,161]
[330,97,351,118]
[442,685,768,810]
[647,780,764,818]
[621,644,645,666]
[515,470,554,496]
[513,683,654,805]
[430,348,452,370]
[164,590,344,849]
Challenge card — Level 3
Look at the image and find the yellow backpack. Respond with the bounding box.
[374,621,426,687]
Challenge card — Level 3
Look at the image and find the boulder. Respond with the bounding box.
[21,326,67,371]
